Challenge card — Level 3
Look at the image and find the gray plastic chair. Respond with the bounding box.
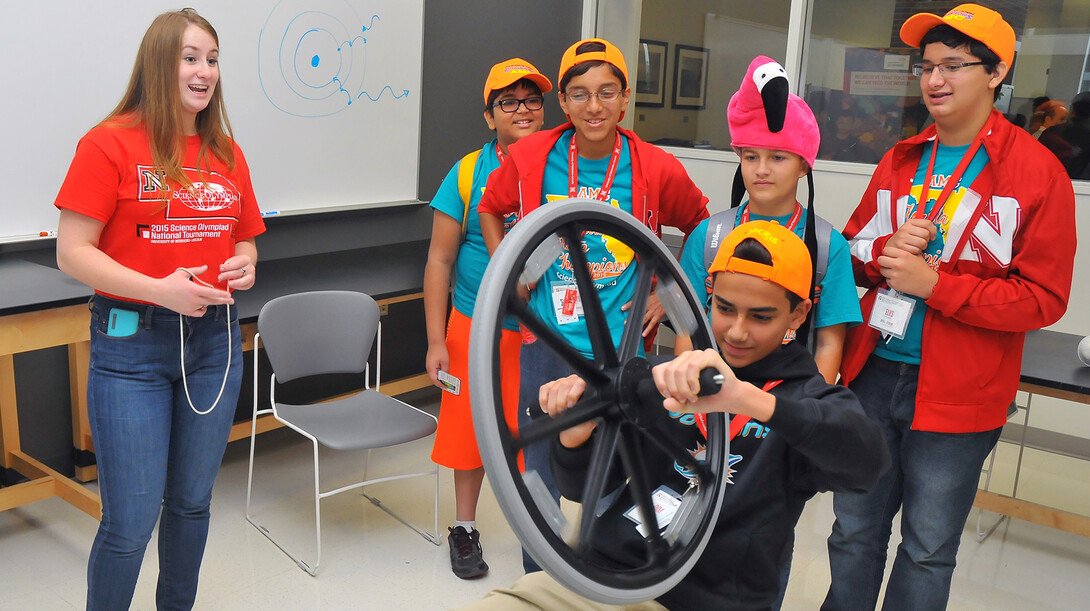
[245,290,440,575]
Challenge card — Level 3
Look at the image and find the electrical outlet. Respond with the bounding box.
[379,303,389,316]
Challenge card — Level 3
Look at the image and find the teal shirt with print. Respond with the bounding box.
[874,142,989,364]
[529,129,636,358]
[430,140,518,329]
[679,204,862,332]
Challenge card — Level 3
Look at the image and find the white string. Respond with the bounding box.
[176,267,233,415]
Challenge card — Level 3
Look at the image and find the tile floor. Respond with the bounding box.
[2,392,1089,610]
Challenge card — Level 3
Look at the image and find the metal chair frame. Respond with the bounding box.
[976,397,1031,542]
[245,299,440,576]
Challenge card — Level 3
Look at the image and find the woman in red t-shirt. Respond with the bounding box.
[53,9,264,610]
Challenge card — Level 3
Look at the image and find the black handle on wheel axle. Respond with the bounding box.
[634,367,723,408]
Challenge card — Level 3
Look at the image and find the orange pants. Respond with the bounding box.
[431,307,521,470]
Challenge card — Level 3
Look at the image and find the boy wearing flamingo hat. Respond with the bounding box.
[680,56,862,385]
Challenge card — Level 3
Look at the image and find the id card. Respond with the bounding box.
[868,288,915,340]
[551,284,583,325]
[624,485,682,537]
[436,369,461,396]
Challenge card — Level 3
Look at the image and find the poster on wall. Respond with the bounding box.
[672,45,709,109]
[636,39,667,107]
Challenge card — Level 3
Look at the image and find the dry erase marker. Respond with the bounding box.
[261,210,280,217]
[40,231,57,237]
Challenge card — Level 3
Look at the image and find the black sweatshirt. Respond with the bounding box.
[552,341,890,611]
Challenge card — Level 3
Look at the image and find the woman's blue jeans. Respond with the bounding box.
[823,356,1001,611]
[86,295,241,611]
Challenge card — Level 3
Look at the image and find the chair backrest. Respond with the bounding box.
[257,290,380,384]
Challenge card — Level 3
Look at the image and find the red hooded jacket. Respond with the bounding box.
[841,111,1075,433]
[477,123,709,237]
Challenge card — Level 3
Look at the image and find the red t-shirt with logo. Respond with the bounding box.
[55,119,265,301]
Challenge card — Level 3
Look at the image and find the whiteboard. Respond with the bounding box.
[0,0,423,242]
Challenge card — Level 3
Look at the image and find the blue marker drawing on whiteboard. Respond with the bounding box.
[258,0,412,118]
[358,86,409,101]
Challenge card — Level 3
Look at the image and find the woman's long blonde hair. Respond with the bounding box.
[106,8,234,189]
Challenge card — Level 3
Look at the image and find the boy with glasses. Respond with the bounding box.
[824,5,1076,609]
[477,38,710,573]
[424,58,551,579]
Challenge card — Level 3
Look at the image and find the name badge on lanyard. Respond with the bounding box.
[551,283,584,325]
[868,288,915,340]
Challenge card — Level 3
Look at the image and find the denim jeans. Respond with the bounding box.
[517,338,570,573]
[86,295,241,611]
[823,356,1001,611]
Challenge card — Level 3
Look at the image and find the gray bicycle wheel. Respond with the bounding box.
[470,199,728,604]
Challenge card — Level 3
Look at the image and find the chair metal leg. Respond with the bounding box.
[1010,393,1032,498]
[251,443,441,575]
[246,434,323,575]
[976,441,1007,542]
[360,463,442,546]
[977,395,1033,543]
[246,339,262,518]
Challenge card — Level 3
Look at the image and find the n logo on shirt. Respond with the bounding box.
[140,168,169,196]
[963,196,1020,267]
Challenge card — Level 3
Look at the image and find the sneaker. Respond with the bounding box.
[448,526,489,579]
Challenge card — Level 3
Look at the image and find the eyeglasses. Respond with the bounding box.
[492,96,544,113]
[912,61,986,78]
[564,89,622,104]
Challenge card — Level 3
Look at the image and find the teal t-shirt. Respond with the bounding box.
[679,203,862,333]
[874,142,989,364]
[529,129,636,358]
[430,140,518,329]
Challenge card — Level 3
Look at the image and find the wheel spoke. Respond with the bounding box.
[639,422,715,483]
[509,297,607,384]
[557,224,617,369]
[514,397,612,449]
[657,276,701,339]
[618,261,656,362]
[576,420,622,556]
[616,426,670,566]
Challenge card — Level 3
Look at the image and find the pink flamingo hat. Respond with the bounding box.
[727,56,820,168]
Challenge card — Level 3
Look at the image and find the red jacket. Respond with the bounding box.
[841,111,1075,433]
[478,123,709,237]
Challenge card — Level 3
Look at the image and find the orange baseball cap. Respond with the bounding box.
[900,3,1015,67]
[558,38,629,87]
[709,221,812,300]
[484,58,552,106]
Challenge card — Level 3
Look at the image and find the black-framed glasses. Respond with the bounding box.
[492,96,544,113]
[564,89,622,104]
[912,61,986,77]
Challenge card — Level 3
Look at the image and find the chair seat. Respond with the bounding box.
[277,389,437,451]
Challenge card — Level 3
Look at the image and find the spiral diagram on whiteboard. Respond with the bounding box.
[259,0,409,117]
